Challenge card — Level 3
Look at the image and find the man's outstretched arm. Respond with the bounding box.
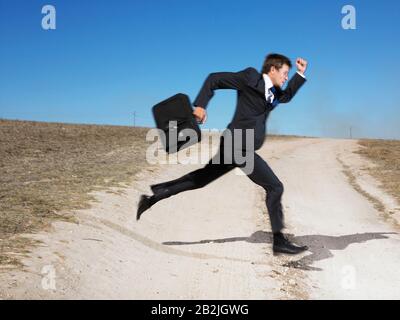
[192,68,251,123]
[278,58,308,103]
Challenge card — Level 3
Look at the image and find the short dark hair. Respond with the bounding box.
[261,53,292,74]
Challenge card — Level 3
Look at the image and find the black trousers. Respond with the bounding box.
[151,136,285,233]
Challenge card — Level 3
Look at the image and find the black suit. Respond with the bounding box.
[193,67,306,150]
[151,67,306,233]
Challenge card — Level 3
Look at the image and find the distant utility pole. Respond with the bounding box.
[133,111,136,127]
[349,126,353,139]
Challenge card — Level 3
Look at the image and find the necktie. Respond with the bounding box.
[269,86,276,102]
[269,87,279,108]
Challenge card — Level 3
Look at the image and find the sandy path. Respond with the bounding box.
[269,138,400,299]
[1,136,399,299]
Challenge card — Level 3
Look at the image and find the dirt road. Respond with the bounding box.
[1,137,399,299]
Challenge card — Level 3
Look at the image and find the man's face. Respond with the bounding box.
[268,64,290,88]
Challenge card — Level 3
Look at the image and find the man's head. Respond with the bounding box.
[261,53,292,87]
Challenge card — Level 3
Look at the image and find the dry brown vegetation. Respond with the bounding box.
[0,119,152,268]
[356,139,400,204]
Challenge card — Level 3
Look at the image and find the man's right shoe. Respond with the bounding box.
[273,233,308,255]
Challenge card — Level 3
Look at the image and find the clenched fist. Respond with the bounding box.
[193,106,207,124]
[296,57,308,75]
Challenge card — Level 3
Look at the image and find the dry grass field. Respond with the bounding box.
[0,119,151,268]
[356,139,400,204]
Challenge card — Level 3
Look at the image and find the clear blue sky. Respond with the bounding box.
[1,0,399,139]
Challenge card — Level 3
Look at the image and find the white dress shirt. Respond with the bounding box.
[262,71,306,103]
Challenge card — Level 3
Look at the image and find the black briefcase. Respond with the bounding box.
[152,93,202,153]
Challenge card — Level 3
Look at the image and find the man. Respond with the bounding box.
[137,53,309,255]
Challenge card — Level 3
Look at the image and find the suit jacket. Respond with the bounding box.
[193,67,306,150]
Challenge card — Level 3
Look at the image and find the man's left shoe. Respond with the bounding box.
[136,195,153,221]
[273,233,308,255]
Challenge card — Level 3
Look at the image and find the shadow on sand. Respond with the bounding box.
[163,231,396,271]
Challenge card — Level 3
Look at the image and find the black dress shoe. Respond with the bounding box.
[273,233,308,255]
[136,195,153,221]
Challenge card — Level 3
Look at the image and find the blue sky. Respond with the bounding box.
[1,0,399,139]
